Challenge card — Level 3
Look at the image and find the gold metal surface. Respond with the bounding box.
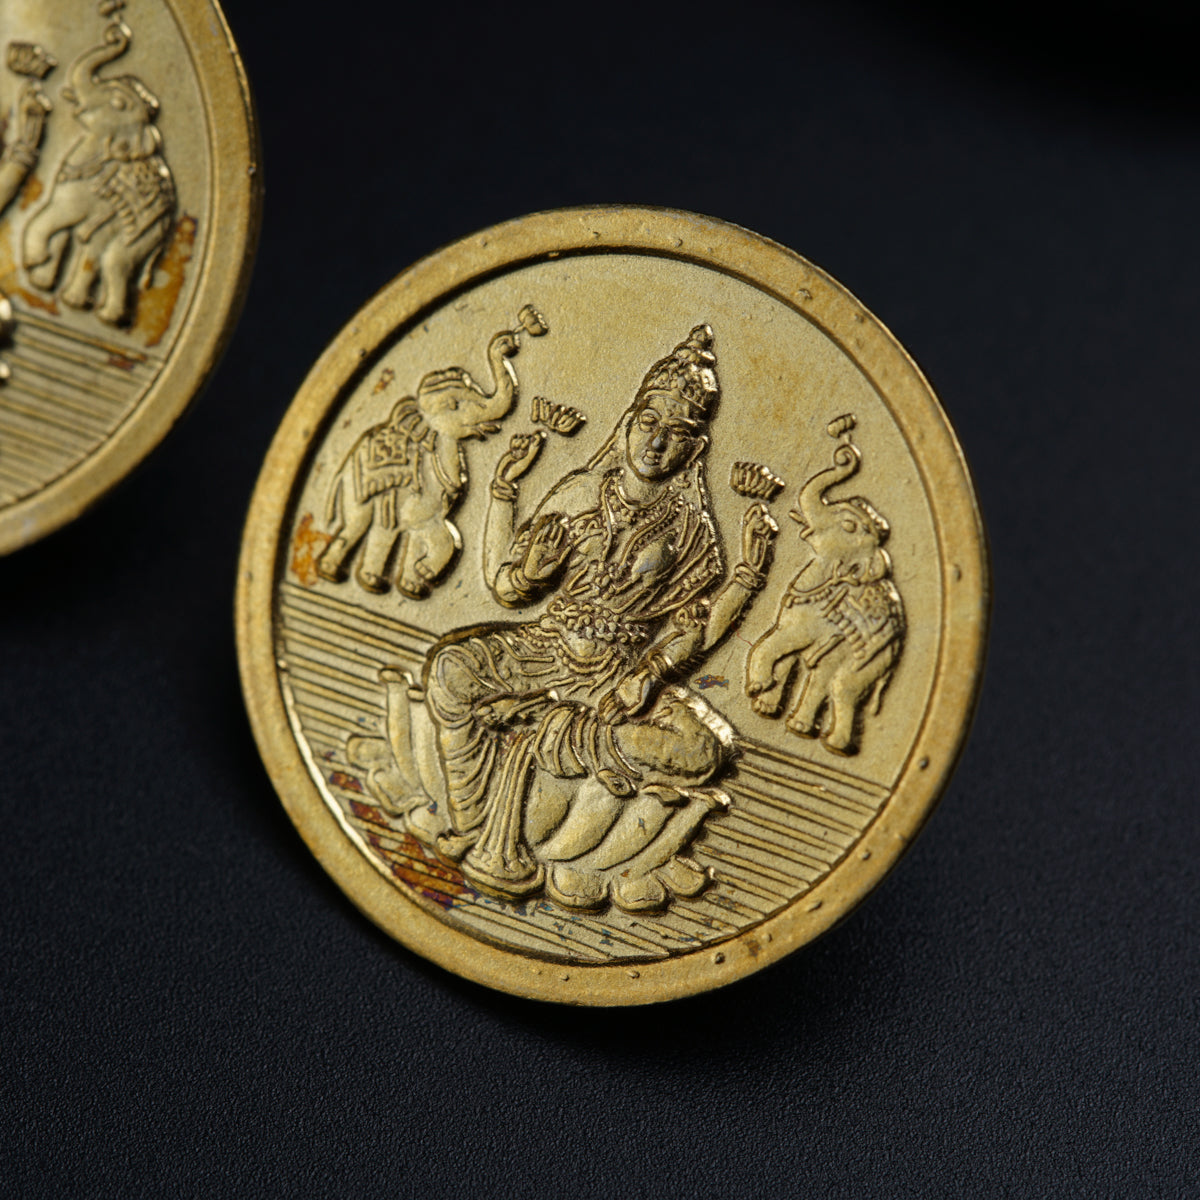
[0,0,260,553]
[237,207,988,1005]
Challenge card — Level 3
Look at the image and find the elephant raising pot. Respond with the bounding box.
[21,20,175,327]
[745,431,905,755]
[316,306,548,598]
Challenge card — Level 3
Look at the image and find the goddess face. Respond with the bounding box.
[626,390,707,481]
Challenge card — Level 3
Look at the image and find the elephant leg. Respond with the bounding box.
[23,226,70,292]
[864,642,900,716]
[785,665,829,739]
[93,243,132,324]
[317,495,374,583]
[59,239,102,311]
[95,223,166,324]
[357,515,401,593]
[823,671,873,756]
[397,520,457,598]
[22,208,54,270]
[23,189,94,288]
[826,645,900,753]
[746,625,801,718]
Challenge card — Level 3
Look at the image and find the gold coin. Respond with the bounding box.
[237,207,988,1005]
[0,0,259,553]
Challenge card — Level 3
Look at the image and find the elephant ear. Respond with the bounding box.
[860,546,892,585]
[107,117,162,163]
[133,121,162,160]
[126,77,161,121]
[106,126,155,162]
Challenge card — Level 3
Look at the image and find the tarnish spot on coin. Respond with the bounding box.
[0,219,59,312]
[19,175,43,210]
[136,214,198,349]
[290,514,331,587]
[713,952,725,964]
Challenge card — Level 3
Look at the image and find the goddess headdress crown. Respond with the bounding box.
[637,324,720,417]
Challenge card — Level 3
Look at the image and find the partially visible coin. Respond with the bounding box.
[0,0,259,553]
[237,206,988,1005]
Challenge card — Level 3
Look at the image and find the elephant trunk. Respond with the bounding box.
[64,22,130,110]
[791,442,861,533]
[476,333,519,424]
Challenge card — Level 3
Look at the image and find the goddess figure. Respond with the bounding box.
[418,325,777,912]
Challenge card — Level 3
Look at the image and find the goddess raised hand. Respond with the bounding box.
[741,502,778,572]
[494,430,546,487]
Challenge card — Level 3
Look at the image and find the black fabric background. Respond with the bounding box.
[2,3,1197,1196]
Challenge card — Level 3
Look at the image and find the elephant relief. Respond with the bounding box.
[316,305,549,599]
[21,19,175,327]
[745,415,905,755]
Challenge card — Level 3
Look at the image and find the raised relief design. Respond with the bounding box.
[346,325,779,914]
[730,460,784,501]
[316,305,548,598]
[1,43,55,213]
[745,414,905,755]
[0,42,55,384]
[531,394,586,436]
[22,13,176,326]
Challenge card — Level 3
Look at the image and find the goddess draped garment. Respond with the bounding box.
[424,469,736,908]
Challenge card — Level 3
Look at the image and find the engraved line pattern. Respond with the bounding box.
[0,308,160,503]
[277,580,889,963]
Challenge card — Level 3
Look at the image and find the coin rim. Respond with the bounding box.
[236,205,990,1006]
[0,0,262,555]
